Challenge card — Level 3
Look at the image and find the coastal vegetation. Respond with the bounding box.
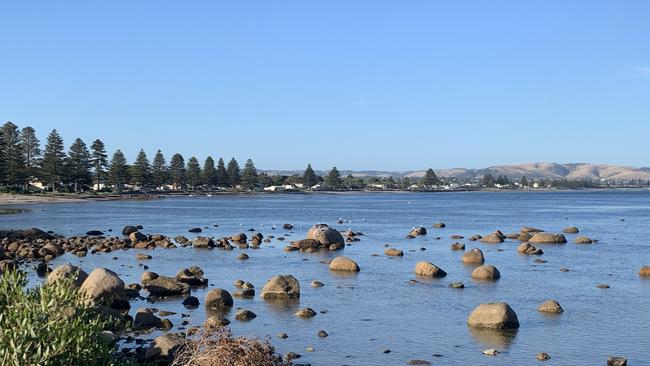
[0,121,647,195]
[0,270,125,366]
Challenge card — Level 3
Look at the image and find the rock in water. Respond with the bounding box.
[562,226,579,234]
[306,224,345,248]
[414,261,447,278]
[384,248,404,256]
[607,357,627,366]
[537,300,564,314]
[529,232,567,244]
[204,288,234,309]
[639,266,650,277]
[462,248,485,264]
[471,265,501,280]
[261,275,301,300]
[329,256,360,272]
[467,302,520,330]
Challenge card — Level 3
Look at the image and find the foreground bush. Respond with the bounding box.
[171,327,288,366]
[0,270,123,366]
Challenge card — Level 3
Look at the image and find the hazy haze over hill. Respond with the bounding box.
[265,163,650,181]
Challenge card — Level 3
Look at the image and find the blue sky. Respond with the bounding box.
[1,1,648,171]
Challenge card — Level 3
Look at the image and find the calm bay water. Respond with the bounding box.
[2,191,649,365]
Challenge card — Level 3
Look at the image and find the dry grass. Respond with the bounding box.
[171,327,288,366]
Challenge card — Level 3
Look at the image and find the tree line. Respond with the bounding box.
[0,122,267,192]
[2,121,444,193]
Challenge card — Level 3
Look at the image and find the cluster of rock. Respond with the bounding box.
[286,224,346,252]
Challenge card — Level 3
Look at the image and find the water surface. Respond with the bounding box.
[2,191,649,365]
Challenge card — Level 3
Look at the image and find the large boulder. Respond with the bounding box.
[575,236,593,244]
[145,276,190,297]
[261,275,301,300]
[462,248,485,264]
[639,266,650,277]
[521,227,544,233]
[307,224,345,247]
[414,262,447,278]
[471,265,501,280]
[329,256,360,272]
[47,264,88,287]
[529,232,567,244]
[204,288,234,309]
[467,302,520,330]
[80,268,126,307]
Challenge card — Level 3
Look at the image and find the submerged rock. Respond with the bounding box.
[537,300,563,314]
[384,248,404,256]
[529,232,567,244]
[562,226,579,234]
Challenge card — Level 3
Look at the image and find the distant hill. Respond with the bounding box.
[264,163,650,181]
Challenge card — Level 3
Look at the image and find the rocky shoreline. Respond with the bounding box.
[1,222,646,365]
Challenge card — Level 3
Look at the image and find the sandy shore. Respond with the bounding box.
[0,194,90,205]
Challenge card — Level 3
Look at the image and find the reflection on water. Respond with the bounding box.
[468,327,518,348]
[2,191,650,365]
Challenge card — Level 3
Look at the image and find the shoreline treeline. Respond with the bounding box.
[0,121,644,193]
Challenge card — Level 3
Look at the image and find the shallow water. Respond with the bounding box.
[2,191,649,366]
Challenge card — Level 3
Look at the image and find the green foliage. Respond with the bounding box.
[109,150,129,192]
[241,159,258,190]
[202,156,217,188]
[41,129,66,191]
[186,156,201,189]
[226,158,240,188]
[0,270,123,366]
[302,163,317,189]
[169,153,186,189]
[324,166,342,190]
[132,149,151,189]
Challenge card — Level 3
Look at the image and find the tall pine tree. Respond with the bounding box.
[152,150,167,189]
[302,163,317,189]
[226,158,240,188]
[216,158,228,187]
[132,149,151,190]
[41,129,66,192]
[90,139,108,190]
[65,138,92,192]
[109,150,128,192]
[169,153,186,190]
[186,156,201,190]
[241,159,258,190]
[324,166,342,190]
[202,156,217,188]
[0,122,26,187]
[20,126,41,187]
